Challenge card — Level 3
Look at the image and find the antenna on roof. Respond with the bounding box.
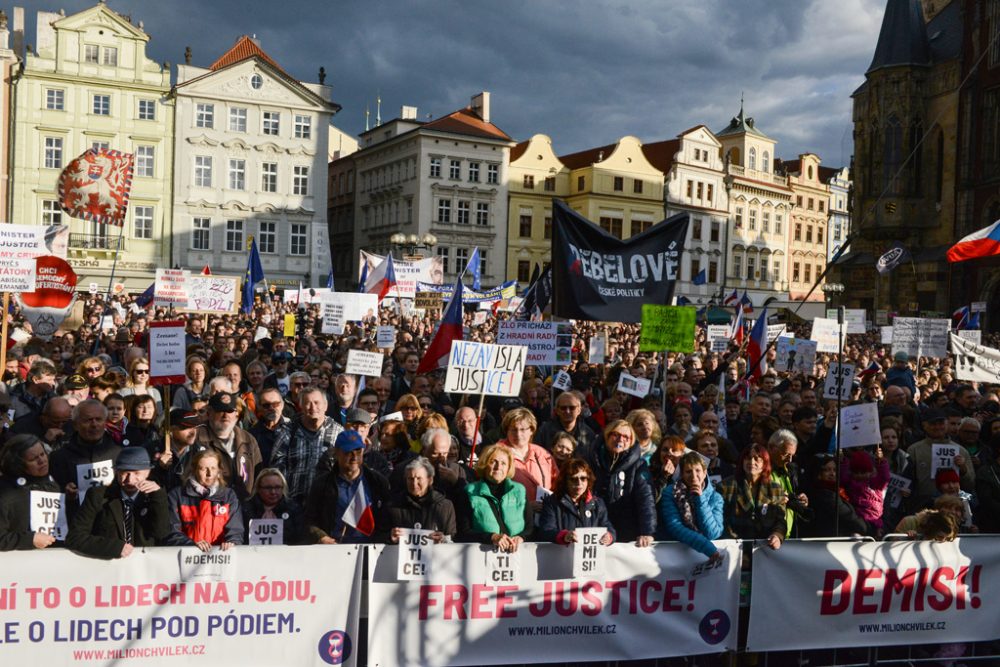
[365,104,370,132]
[375,92,382,127]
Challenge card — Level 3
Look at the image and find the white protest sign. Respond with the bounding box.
[396,528,434,580]
[444,341,526,397]
[99,314,116,332]
[572,527,607,578]
[972,301,987,312]
[254,325,270,342]
[552,370,572,391]
[75,459,114,504]
[588,332,607,363]
[951,333,1000,382]
[0,223,48,259]
[29,490,68,540]
[181,275,241,314]
[775,336,818,373]
[810,317,847,353]
[822,362,856,401]
[321,302,345,335]
[887,473,911,509]
[484,548,521,585]
[472,311,487,325]
[881,326,893,344]
[892,317,950,358]
[617,372,652,398]
[380,411,403,423]
[177,547,237,583]
[767,324,787,343]
[497,320,572,365]
[376,326,396,348]
[930,443,959,479]
[838,403,881,448]
[827,308,866,334]
[535,486,553,503]
[957,329,982,345]
[153,268,190,308]
[346,349,384,377]
[0,258,36,292]
[707,325,730,343]
[148,322,186,381]
[316,291,378,321]
[248,518,283,545]
[88,282,99,294]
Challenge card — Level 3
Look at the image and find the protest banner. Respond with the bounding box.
[321,303,345,335]
[617,372,652,398]
[957,329,982,345]
[376,326,396,348]
[0,545,363,667]
[747,538,999,651]
[360,250,443,298]
[822,361,855,401]
[588,332,607,363]
[396,529,435,581]
[572,527,607,578]
[881,326,893,344]
[839,403,881,448]
[484,549,521,585]
[345,350,383,377]
[368,541,741,667]
[810,317,846,353]
[552,370,572,391]
[16,255,78,340]
[147,321,187,385]
[315,291,378,321]
[876,309,890,325]
[0,258,36,292]
[972,301,987,312]
[417,280,518,304]
[444,341,526,397]
[891,317,950,358]
[950,333,1000,382]
[775,337,818,374]
[153,269,190,309]
[707,325,729,352]
[639,305,696,353]
[472,311,487,325]
[930,443,958,479]
[180,275,241,314]
[497,321,572,365]
[282,314,296,338]
[826,308,866,334]
[75,459,114,504]
[0,223,55,259]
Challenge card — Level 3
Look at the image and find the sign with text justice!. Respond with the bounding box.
[444,341,526,397]
[551,200,688,322]
[746,538,998,651]
[0,545,363,667]
[367,541,741,667]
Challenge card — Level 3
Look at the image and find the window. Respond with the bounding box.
[772,261,781,282]
[294,114,311,139]
[762,151,770,173]
[135,146,155,177]
[631,219,652,236]
[84,45,99,63]
[708,261,718,283]
[42,200,62,226]
[45,89,64,111]
[92,94,110,116]
[225,220,243,252]
[710,221,720,242]
[194,156,213,187]
[749,209,757,230]
[775,214,783,234]
[457,201,470,225]
[229,107,247,133]
[544,177,555,191]
[761,258,769,281]
[735,207,743,228]
[686,181,693,198]
[817,227,824,245]
[192,217,210,250]
[599,216,623,239]
[138,99,156,121]
[577,175,585,191]
[437,199,451,223]
[692,219,702,240]
[747,256,755,280]
[91,141,109,152]
[261,163,278,192]
[544,216,552,240]
[794,223,802,241]
[436,247,451,274]
[613,176,624,192]
[456,248,469,271]
[806,226,813,243]
[196,103,214,128]
[733,256,742,279]
[468,162,480,182]
[133,206,153,239]
[804,264,812,283]
[487,164,499,184]
[519,213,532,237]
[476,202,489,226]
[762,211,770,232]
[450,160,461,179]
[430,158,441,178]
[257,221,276,253]
[697,182,704,200]
[793,262,801,282]
[406,198,413,223]
[807,198,814,211]
[44,137,63,169]
[479,250,487,276]
[523,175,535,189]
[690,258,701,281]
[262,111,280,136]
[228,159,246,190]
[517,261,531,283]
[819,200,825,212]
[834,223,842,241]
[796,195,803,207]
[706,184,713,202]
[293,166,310,196]
[102,47,118,66]
[748,147,757,170]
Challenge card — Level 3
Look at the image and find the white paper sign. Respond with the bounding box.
[316,291,378,321]
[472,311,487,325]
[930,443,959,479]
[0,258,36,293]
[572,527,607,578]
[444,341,527,397]
[891,317,950,358]
[148,324,186,380]
[29,490,68,540]
[617,372,651,398]
[154,268,190,308]
[951,333,1000,382]
[886,473,911,509]
[99,314,116,332]
[957,329,982,345]
[345,349,383,377]
[75,460,114,504]
[775,336,818,373]
[396,528,434,580]
[810,317,847,353]
[88,282,99,294]
[588,333,607,363]
[838,403,881,448]
[484,548,521,585]
[376,326,396,348]
[881,326,893,344]
[972,301,987,312]
[822,362,856,401]
[0,223,48,259]
[552,370,572,391]
[707,324,730,352]
[826,308,866,334]
[182,275,241,314]
[248,518,283,545]
[767,324,787,343]
[497,320,572,365]
[380,411,403,423]
[321,302,345,335]
[177,546,237,582]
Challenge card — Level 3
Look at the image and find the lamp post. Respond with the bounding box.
[822,282,845,310]
[719,157,734,305]
[389,232,437,261]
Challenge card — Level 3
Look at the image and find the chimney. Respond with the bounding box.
[400,105,417,120]
[36,11,59,57]
[12,7,23,57]
[470,91,490,123]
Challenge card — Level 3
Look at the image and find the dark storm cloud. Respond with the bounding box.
[18,0,885,166]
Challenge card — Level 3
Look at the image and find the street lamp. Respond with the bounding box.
[389,232,437,260]
[822,282,845,309]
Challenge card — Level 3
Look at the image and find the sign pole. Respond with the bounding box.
[0,292,9,376]
[835,306,844,537]
[470,390,486,465]
[163,384,172,455]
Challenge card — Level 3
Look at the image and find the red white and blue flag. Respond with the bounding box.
[952,306,970,330]
[740,290,754,315]
[857,360,881,379]
[729,303,745,346]
[947,219,1000,263]
[417,278,464,374]
[364,253,397,302]
[746,307,768,382]
[342,483,375,536]
[723,289,739,306]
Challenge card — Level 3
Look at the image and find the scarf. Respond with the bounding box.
[187,479,219,498]
[815,478,852,503]
[672,479,699,531]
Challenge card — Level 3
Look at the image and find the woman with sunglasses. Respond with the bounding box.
[538,458,615,545]
[119,357,162,420]
[172,357,209,411]
[77,356,106,381]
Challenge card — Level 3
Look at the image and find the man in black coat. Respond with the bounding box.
[66,448,170,559]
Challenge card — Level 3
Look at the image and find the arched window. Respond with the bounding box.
[748,147,757,170]
[884,116,903,194]
[762,151,770,173]
[807,165,814,179]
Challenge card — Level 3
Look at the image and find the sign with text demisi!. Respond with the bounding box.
[444,341,526,397]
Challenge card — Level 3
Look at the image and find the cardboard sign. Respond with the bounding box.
[880,326,893,344]
[376,326,396,349]
[414,291,443,311]
[153,268,190,308]
[639,305,696,353]
[248,518,284,545]
[891,317,950,358]
[838,403,881,449]
[826,308,866,334]
[810,317,847,353]
[484,548,520,585]
[444,341,526,397]
[75,460,114,504]
[181,275,241,314]
[497,321,573,365]
[930,444,959,479]
[29,490,68,540]
[617,372,651,398]
[283,313,296,338]
[572,527,607,578]
[148,321,187,384]
[774,336,818,374]
[588,332,607,363]
[822,362,855,401]
[321,303,345,335]
[346,349,383,377]
[552,370,572,391]
[0,258,36,292]
[767,324,787,343]
[396,528,435,581]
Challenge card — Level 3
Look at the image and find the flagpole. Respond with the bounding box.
[0,293,9,378]
[92,222,127,355]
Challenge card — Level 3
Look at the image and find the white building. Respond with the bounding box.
[823,166,851,261]
[172,36,339,287]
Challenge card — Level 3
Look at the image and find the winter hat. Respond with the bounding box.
[848,450,874,474]
[935,468,961,489]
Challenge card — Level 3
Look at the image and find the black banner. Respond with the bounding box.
[551,199,689,323]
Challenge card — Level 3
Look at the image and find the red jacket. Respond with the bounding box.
[166,484,244,546]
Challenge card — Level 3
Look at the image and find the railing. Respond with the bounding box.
[69,233,126,251]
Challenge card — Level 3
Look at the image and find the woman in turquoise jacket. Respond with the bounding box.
[659,452,724,560]
[457,444,532,552]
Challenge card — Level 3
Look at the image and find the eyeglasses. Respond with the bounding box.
[261,401,283,409]
[569,475,589,483]
[558,404,580,411]
[608,431,632,440]
[135,369,149,375]
[85,366,102,373]
[419,404,433,410]
[292,382,310,388]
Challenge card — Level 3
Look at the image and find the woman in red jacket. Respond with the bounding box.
[166,448,243,551]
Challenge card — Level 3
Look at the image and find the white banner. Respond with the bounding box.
[497,321,572,365]
[706,325,729,352]
[881,326,893,344]
[345,350,383,377]
[316,291,378,321]
[0,258,36,292]
[444,341,526,397]
[810,317,847,353]
[376,326,396,349]
[774,336,817,374]
[368,541,742,667]
[321,303,345,335]
[747,538,999,651]
[617,372,651,398]
[892,317,949,358]
[359,250,443,298]
[957,329,982,345]
[148,324,187,381]
[154,269,190,308]
[181,276,241,314]
[0,545,363,666]
[0,223,53,259]
[826,308,866,334]
[950,333,1000,383]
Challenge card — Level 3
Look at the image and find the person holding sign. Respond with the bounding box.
[49,400,122,505]
[66,448,170,559]
[457,445,532,552]
[659,452,724,560]
[387,456,456,543]
[165,448,244,552]
[589,420,656,546]
[0,435,63,550]
[242,469,305,545]
[537,459,614,546]
[906,409,976,509]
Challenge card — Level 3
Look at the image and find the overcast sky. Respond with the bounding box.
[18,0,888,168]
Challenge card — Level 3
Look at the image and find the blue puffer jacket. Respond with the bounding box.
[658,481,724,557]
[589,444,655,542]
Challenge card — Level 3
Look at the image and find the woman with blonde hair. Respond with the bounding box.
[496,407,558,509]
[243,468,304,545]
[118,357,163,418]
[165,448,243,552]
[626,408,661,465]
[457,444,531,551]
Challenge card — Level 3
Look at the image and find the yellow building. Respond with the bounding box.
[11,4,173,290]
[506,134,569,283]
[780,154,829,301]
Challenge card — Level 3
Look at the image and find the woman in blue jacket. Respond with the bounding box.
[659,452,724,560]
[537,459,615,545]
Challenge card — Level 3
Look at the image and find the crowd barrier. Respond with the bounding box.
[0,537,998,666]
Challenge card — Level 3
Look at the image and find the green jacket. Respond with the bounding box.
[463,479,527,538]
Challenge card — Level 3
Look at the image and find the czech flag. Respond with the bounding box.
[341,484,374,536]
[357,261,368,293]
[746,307,768,382]
[947,219,1000,263]
[723,288,739,306]
[952,306,970,330]
[740,291,754,315]
[364,253,397,303]
[417,278,464,374]
[729,303,745,346]
[857,360,881,379]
